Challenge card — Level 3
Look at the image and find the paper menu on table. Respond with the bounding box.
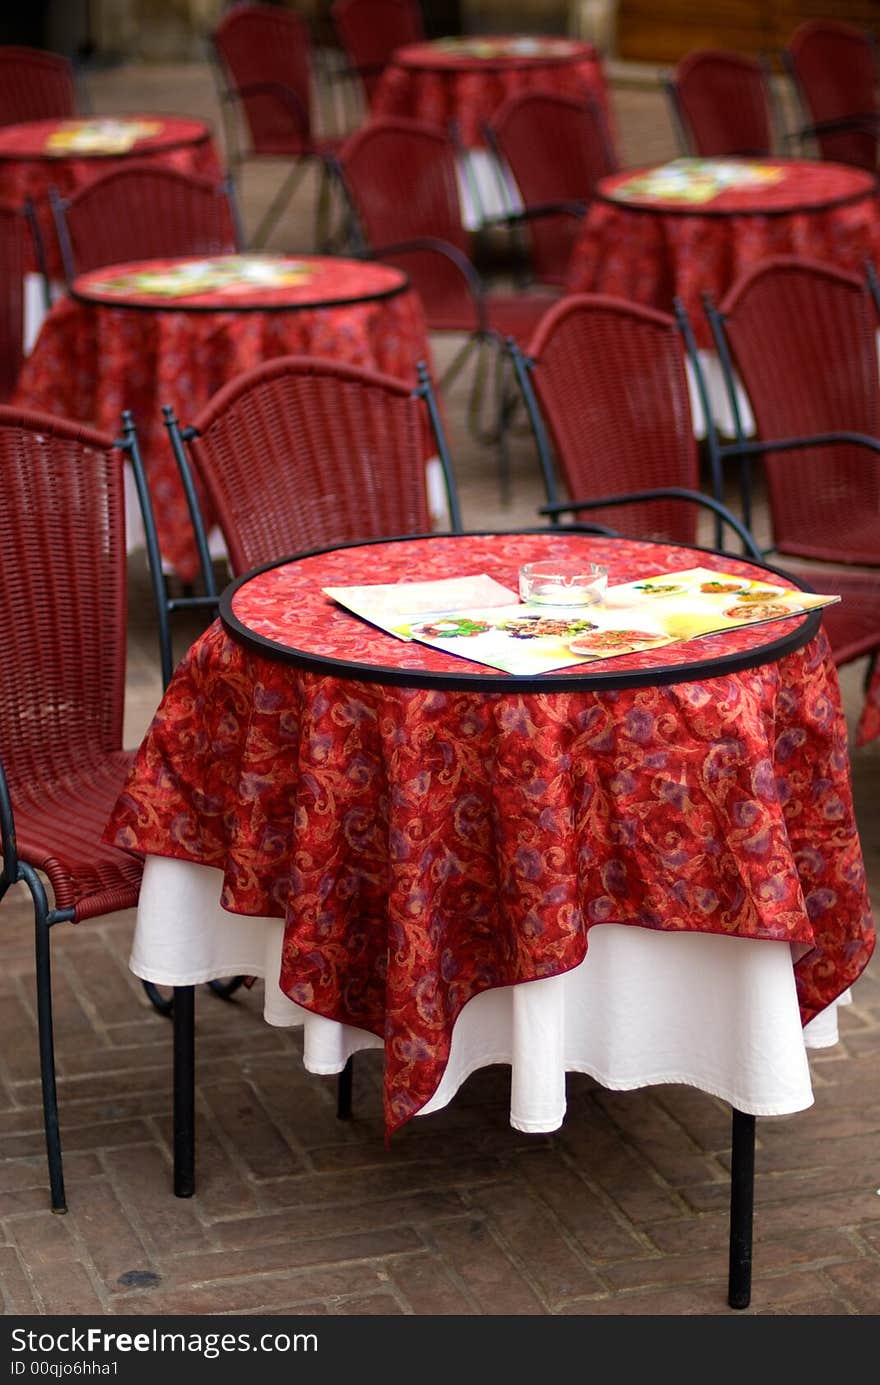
[610,158,786,205]
[323,566,839,675]
[321,573,519,640]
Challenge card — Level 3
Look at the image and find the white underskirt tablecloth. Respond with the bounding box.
[133,855,847,1131]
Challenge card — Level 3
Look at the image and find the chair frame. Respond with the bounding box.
[157,356,461,671]
[700,276,880,547]
[208,5,339,250]
[48,169,244,286]
[782,22,880,166]
[506,298,759,556]
[663,49,783,159]
[0,408,170,1213]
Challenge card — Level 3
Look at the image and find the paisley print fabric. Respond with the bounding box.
[105,534,875,1136]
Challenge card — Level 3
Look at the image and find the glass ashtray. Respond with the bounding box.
[519,561,608,606]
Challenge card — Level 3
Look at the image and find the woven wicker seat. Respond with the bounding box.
[699,255,880,678]
[507,292,757,556]
[0,46,77,126]
[485,90,617,287]
[49,165,242,282]
[0,405,166,1213]
[211,2,342,248]
[783,20,880,169]
[331,0,423,107]
[665,49,775,158]
[335,116,558,449]
[163,353,460,594]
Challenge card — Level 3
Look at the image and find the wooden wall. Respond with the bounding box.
[617,2,880,64]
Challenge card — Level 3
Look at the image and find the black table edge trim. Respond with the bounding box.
[218,531,824,693]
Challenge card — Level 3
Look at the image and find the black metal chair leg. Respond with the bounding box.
[337,1055,353,1120]
[728,1107,756,1309]
[207,976,245,1000]
[173,985,195,1198]
[142,979,174,1016]
[34,906,66,1213]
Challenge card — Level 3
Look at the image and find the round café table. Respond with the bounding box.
[106,529,873,1308]
[373,34,611,229]
[566,157,880,348]
[0,114,222,283]
[107,529,872,1130]
[13,253,432,580]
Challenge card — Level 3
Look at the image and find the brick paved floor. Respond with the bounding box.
[1,58,878,1318]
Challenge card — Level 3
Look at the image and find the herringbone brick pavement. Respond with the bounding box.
[1,56,878,1318]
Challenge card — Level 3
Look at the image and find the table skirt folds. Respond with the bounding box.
[133,855,846,1130]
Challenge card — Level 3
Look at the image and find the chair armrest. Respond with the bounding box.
[540,487,763,561]
[482,200,586,231]
[224,80,311,141]
[366,236,488,332]
[799,113,880,139]
[718,431,880,461]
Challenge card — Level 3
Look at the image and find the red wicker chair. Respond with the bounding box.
[0,405,172,1213]
[331,0,423,107]
[507,293,756,554]
[0,46,77,126]
[49,165,242,282]
[665,49,775,157]
[700,255,880,677]
[334,116,560,447]
[163,353,460,590]
[211,2,343,247]
[783,20,879,168]
[484,90,618,288]
[0,200,25,401]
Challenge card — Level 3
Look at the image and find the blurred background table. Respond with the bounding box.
[0,114,221,283]
[14,252,431,578]
[567,157,880,346]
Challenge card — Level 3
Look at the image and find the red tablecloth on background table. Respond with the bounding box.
[105,531,875,1136]
[13,254,431,579]
[373,35,610,147]
[566,159,880,346]
[0,115,222,280]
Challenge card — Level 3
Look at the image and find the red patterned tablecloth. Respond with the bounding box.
[566,159,880,346]
[13,255,430,580]
[105,532,875,1136]
[373,35,610,147]
[0,115,222,280]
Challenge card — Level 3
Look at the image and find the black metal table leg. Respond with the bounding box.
[728,1107,756,1309]
[336,1055,353,1120]
[173,985,195,1198]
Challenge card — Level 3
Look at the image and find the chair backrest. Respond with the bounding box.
[0,407,128,783]
[331,0,423,104]
[487,90,617,286]
[0,46,77,127]
[175,355,459,576]
[520,294,700,544]
[212,2,314,155]
[669,49,773,157]
[50,166,241,280]
[335,116,475,326]
[784,20,878,167]
[0,202,24,402]
[710,255,880,563]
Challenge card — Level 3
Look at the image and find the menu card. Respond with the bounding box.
[609,158,786,205]
[85,255,314,299]
[323,567,838,676]
[45,118,162,155]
